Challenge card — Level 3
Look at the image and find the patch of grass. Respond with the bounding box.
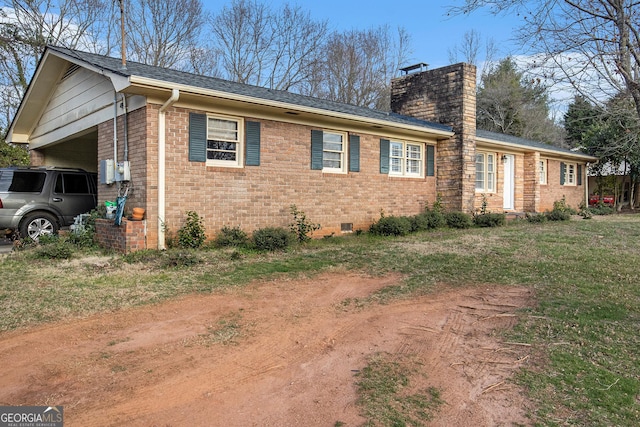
[199,312,244,346]
[2,215,640,425]
[356,353,443,426]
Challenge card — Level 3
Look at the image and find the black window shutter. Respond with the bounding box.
[245,121,261,166]
[189,112,206,162]
[311,130,323,170]
[577,164,582,185]
[560,162,566,185]
[426,145,435,176]
[380,139,390,174]
[349,134,360,172]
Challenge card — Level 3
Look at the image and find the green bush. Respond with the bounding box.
[545,209,571,221]
[289,205,321,243]
[252,227,292,251]
[215,225,249,247]
[177,211,206,249]
[369,216,412,236]
[33,235,73,260]
[445,212,473,229]
[552,196,577,215]
[473,213,506,227]
[525,212,547,223]
[412,210,446,232]
[588,204,614,216]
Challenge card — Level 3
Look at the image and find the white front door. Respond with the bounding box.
[503,154,515,210]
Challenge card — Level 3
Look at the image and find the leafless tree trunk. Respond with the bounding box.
[205,0,327,91]
[0,0,113,133]
[125,0,204,69]
[451,1,640,116]
[303,25,412,110]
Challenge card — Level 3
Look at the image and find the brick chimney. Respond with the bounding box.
[390,63,477,213]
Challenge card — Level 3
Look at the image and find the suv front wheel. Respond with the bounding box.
[20,212,58,241]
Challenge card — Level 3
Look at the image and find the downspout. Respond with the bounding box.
[121,93,129,161]
[157,89,180,250]
[113,93,119,170]
[585,162,590,208]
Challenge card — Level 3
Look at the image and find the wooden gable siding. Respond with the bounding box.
[30,67,144,149]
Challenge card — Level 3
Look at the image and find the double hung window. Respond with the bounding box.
[206,116,243,167]
[475,152,496,192]
[322,131,346,172]
[390,141,423,177]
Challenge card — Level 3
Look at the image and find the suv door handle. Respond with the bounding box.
[52,197,63,202]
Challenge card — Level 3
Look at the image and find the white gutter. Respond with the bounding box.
[476,137,598,162]
[129,76,455,138]
[157,89,180,250]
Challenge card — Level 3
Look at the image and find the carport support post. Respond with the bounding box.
[157,89,179,250]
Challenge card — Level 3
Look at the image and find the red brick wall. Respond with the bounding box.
[95,218,146,253]
[153,107,438,246]
[540,159,586,212]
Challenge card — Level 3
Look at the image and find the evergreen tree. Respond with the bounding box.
[564,96,599,148]
[477,58,563,145]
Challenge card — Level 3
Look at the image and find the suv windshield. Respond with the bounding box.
[0,170,46,193]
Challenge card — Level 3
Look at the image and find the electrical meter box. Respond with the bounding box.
[114,161,131,182]
[100,159,114,184]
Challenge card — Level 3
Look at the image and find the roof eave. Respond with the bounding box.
[476,136,598,162]
[129,76,455,138]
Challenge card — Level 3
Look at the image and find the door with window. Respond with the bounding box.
[503,155,515,210]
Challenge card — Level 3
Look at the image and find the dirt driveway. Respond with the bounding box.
[0,273,534,426]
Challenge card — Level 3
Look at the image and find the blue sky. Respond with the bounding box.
[203,0,524,69]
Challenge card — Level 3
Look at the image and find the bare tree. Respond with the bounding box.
[206,0,327,91]
[447,29,498,77]
[451,1,640,118]
[125,0,204,69]
[304,25,412,110]
[0,0,113,133]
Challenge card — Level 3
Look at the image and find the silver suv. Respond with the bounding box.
[0,167,97,240]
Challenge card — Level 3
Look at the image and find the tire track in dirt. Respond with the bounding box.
[0,275,534,427]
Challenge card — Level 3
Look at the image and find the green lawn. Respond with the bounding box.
[2,215,639,425]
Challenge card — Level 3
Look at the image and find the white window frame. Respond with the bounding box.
[206,114,244,168]
[565,162,576,186]
[322,130,347,173]
[389,140,424,178]
[539,159,547,185]
[475,152,496,192]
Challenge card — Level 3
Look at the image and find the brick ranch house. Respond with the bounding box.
[7,46,597,252]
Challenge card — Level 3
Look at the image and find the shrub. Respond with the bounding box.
[289,205,320,243]
[252,227,292,251]
[588,204,614,216]
[369,216,412,236]
[473,212,506,227]
[525,212,547,223]
[545,209,571,221]
[177,211,206,249]
[552,196,577,215]
[411,209,446,231]
[445,212,473,229]
[33,235,73,260]
[215,225,249,247]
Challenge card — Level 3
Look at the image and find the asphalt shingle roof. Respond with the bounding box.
[476,129,594,158]
[46,46,595,159]
[50,46,452,133]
